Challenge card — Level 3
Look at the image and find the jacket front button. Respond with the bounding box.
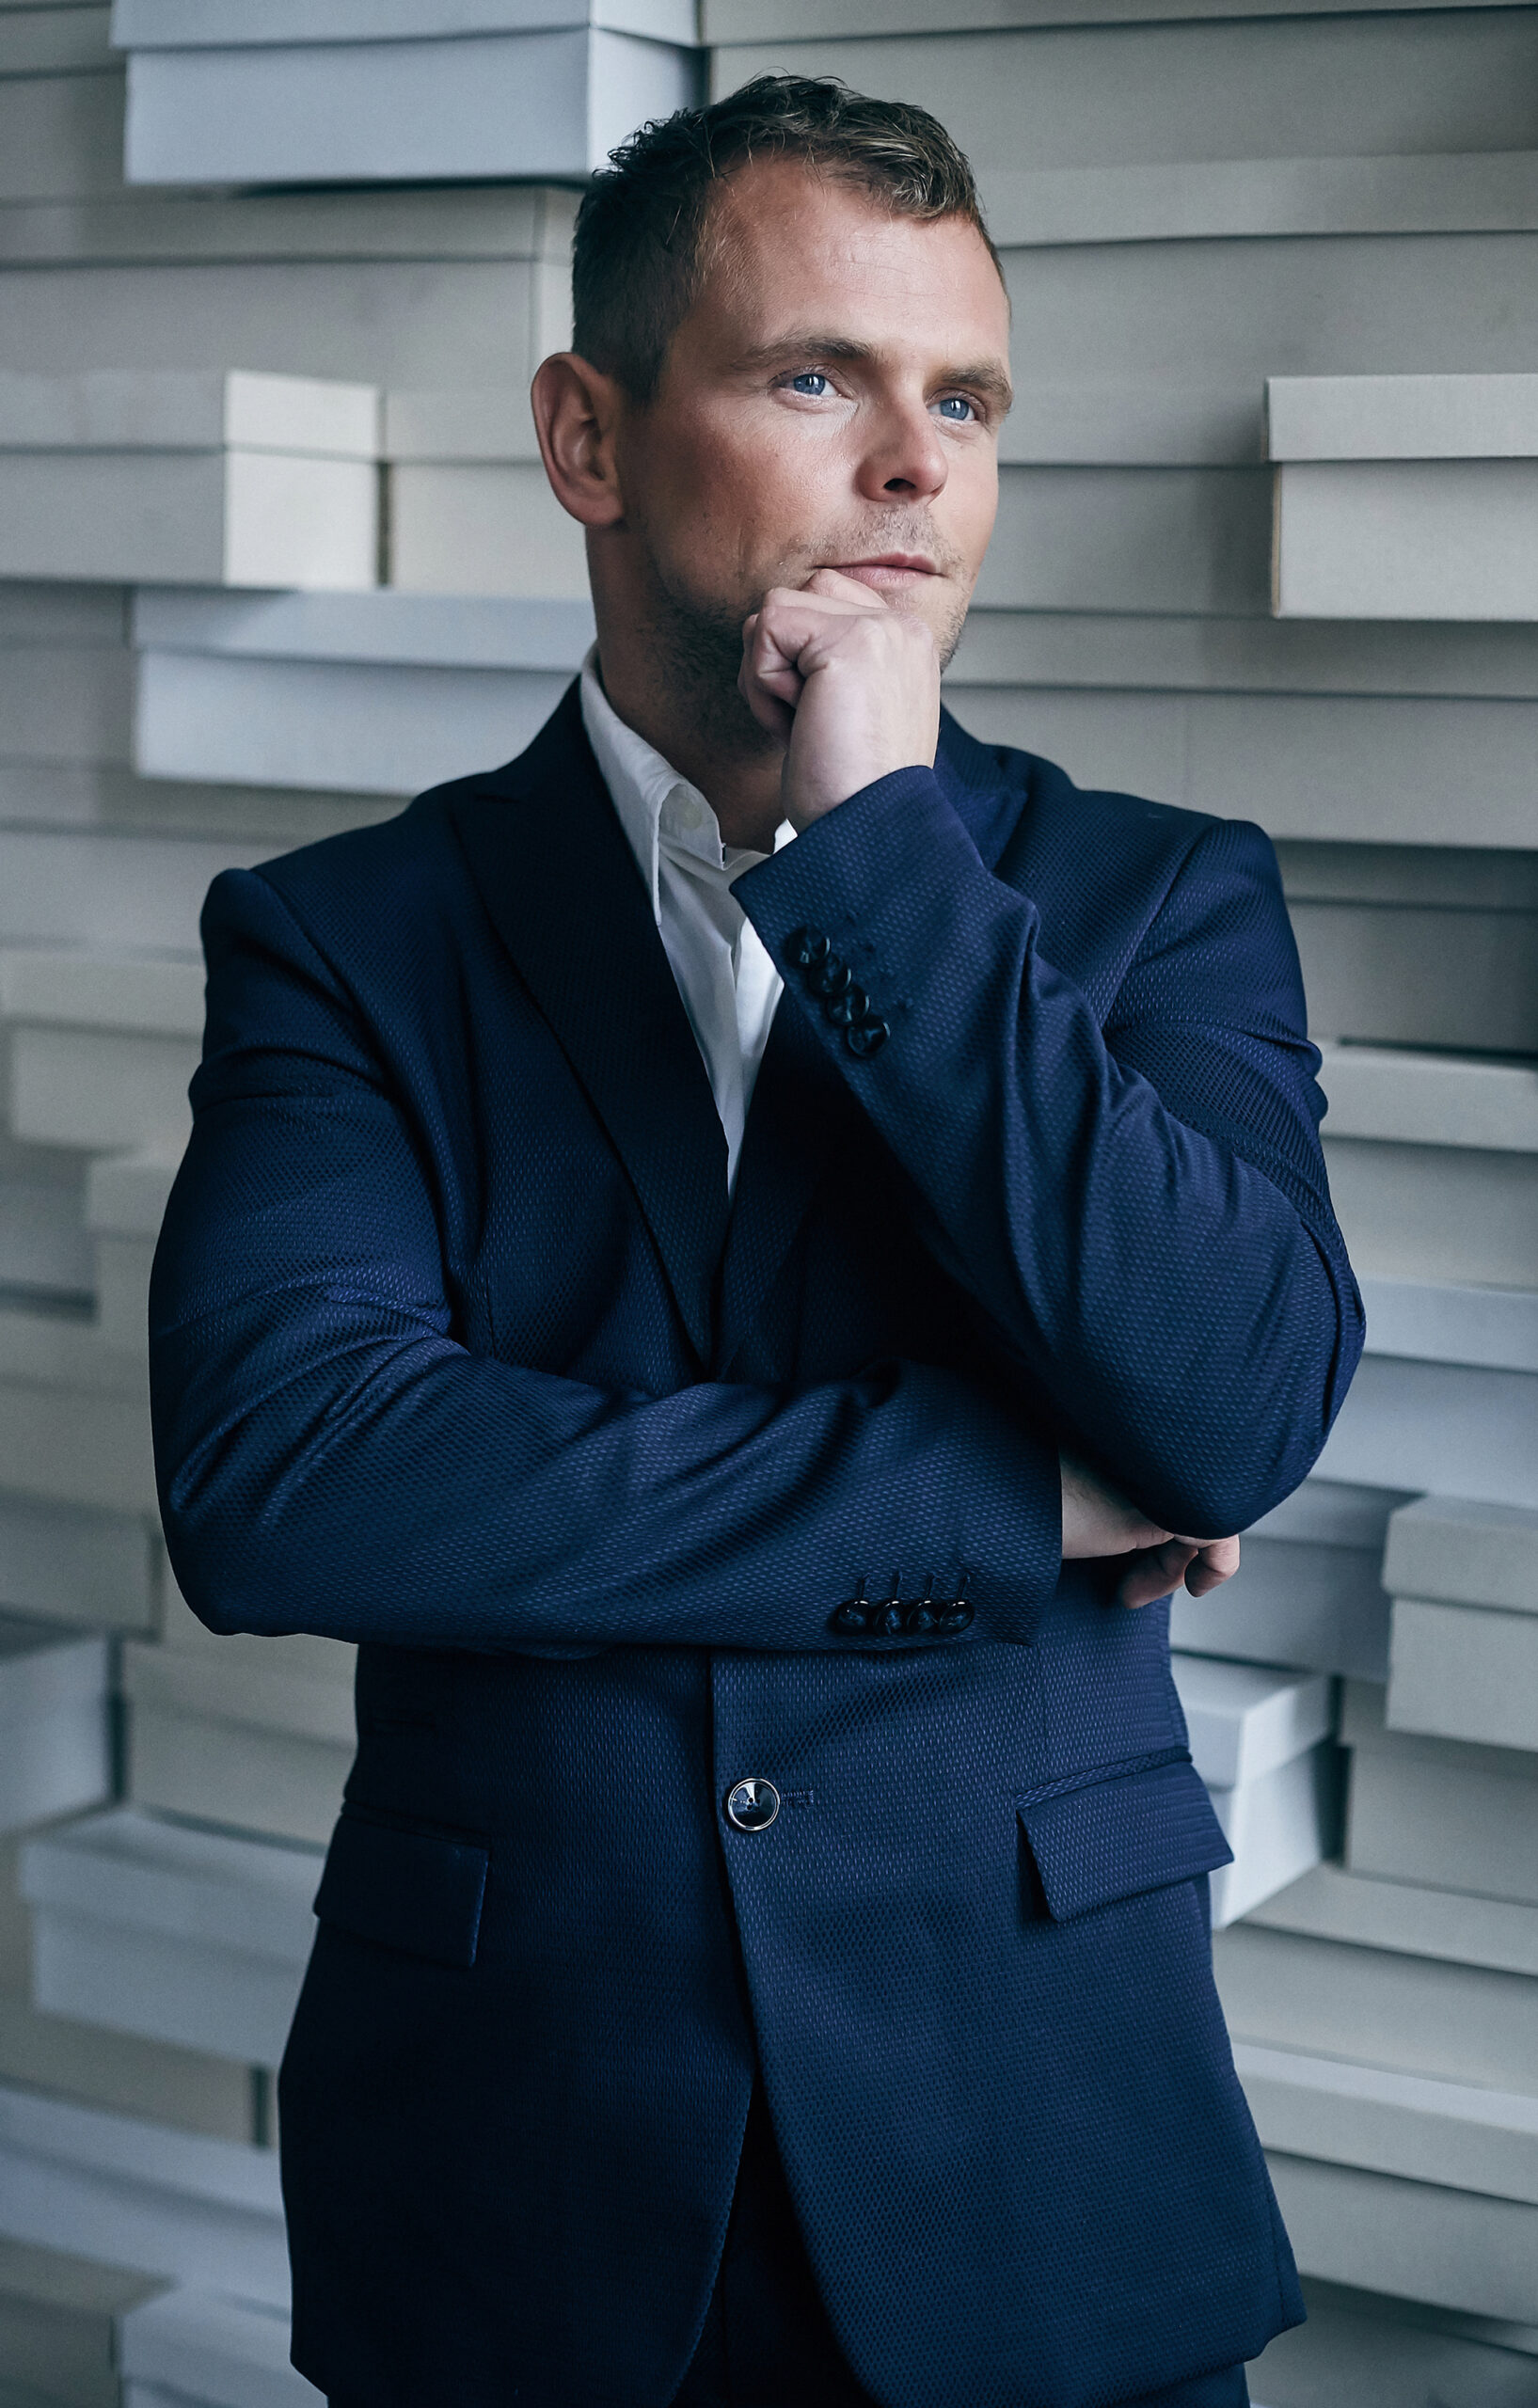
[725,1777,781,1831]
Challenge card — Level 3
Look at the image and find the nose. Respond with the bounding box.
[856,397,948,505]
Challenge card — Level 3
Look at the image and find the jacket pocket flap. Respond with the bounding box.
[1017,1757,1232,1923]
[312,1813,488,1969]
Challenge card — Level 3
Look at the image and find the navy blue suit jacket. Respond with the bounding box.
[150,689,1362,2408]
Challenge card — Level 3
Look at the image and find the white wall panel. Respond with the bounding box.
[1237,2042,1538,2206]
[135,653,571,798]
[0,1493,151,1631]
[1209,1745,1339,1928]
[1275,461,1538,622]
[1213,1923,1538,2092]
[1172,1656,1333,1790]
[389,465,588,600]
[0,2084,287,2303]
[714,14,1538,170]
[119,2288,321,2408]
[0,2230,161,2408]
[947,686,1538,848]
[1323,1141,1538,1290]
[1346,1747,1538,1907]
[0,69,123,203]
[22,1811,318,2068]
[1316,1357,1538,1511]
[0,642,133,768]
[1172,1479,1404,1681]
[1246,1861,1538,1980]
[0,1615,110,1835]
[129,1713,349,1849]
[706,0,1538,49]
[1387,1494,1538,1611]
[1266,2153,1538,2324]
[121,27,702,187]
[0,262,546,390]
[976,467,1271,614]
[1387,1600,1538,1756]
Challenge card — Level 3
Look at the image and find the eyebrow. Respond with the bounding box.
[731,331,1014,413]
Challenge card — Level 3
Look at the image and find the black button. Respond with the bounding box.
[905,1602,936,1636]
[788,928,829,970]
[725,1777,781,1831]
[846,1019,890,1059]
[831,1601,868,1635]
[937,1601,974,1635]
[825,985,868,1028]
[872,1602,905,1638]
[810,955,851,999]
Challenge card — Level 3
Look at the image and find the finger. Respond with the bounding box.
[737,619,798,744]
[1118,1540,1199,1610]
[801,566,893,610]
[1183,1536,1242,1597]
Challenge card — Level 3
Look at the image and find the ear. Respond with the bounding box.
[531,353,626,529]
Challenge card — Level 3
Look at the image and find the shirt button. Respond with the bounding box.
[725,1777,781,1831]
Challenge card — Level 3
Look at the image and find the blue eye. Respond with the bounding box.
[789,371,831,398]
[936,395,975,422]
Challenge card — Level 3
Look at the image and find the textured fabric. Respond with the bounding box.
[149,685,1360,2408]
[670,2088,1252,2408]
[580,645,791,1188]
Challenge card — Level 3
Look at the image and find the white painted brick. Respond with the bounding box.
[1315,1356,1538,1511]
[1346,1746,1538,1908]
[1268,372,1538,463]
[389,462,588,600]
[1387,1600,1538,1754]
[0,1614,110,1835]
[1172,1655,1334,1789]
[122,1644,355,1749]
[129,1709,349,1848]
[1236,2041,1538,2205]
[1244,1861,1538,1980]
[1209,1744,1340,1927]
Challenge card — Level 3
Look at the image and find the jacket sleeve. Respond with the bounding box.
[148,865,1061,1655]
[736,769,1364,1541]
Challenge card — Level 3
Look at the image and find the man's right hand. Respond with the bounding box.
[1060,1453,1241,1609]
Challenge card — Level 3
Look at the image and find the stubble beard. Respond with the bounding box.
[638,521,974,761]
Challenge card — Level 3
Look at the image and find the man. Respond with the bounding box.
[150,75,1361,2408]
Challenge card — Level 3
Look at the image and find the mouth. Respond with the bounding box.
[830,553,942,592]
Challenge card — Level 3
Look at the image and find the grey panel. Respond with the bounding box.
[0,829,259,952]
[706,0,1538,41]
[0,260,542,388]
[1213,1923,1538,2091]
[122,29,700,186]
[0,2232,160,2408]
[1252,2280,1538,2408]
[1277,844,1538,907]
[949,610,1538,699]
[1289,899,1538,1054]
[1169,1531,1391,1682]
[1387,1600,1538,1754]
[1347,1747,1538,1905]
[1386,1495,1538,1612]
[1322,1138,1538,1289]
[1276,460,1538,622]
[1315,1356,1538,1512]
[0,644,132,768]
[714,15,1538,171]
[0,71,123,204]
[0,9,113,74]
[946,686,1538,848]
[0,183,565,268]
[1245,1861,1538,1979]
[977,467,1272,614]
[1266,2154,1538,2324]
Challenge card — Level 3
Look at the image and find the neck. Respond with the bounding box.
[588,554,787,855]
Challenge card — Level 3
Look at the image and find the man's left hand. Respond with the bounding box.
[738,568,941,831]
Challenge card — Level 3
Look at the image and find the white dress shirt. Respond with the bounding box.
[580,650,793,1192]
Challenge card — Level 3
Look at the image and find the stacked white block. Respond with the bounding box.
[385,388,587,600]
[120,2289,321,2408]
[1341,1681,1538,1909]
[0,1616,110,1838]
[0,948,202,1163]
[21,1810,319,2070]
[0,373,378,593]
[0,2233,163,2408]
[1172,1476,1403,1682]
[1384,1497,1538,1757]
[112,0,703,188]
[1171,1655,1337,1925]
[1270,374,1538,621]
[123,1581,356,1849]
[133,589,593,798]
[0,2083,288,2305]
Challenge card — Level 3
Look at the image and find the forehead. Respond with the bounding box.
[689,155,1010,358]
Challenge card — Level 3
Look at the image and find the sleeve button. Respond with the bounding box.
[825,985,868,1028]
[831,1601,869,1635]
[788,927,830,970]
[938,1601,974,1635]
[810,955,851,999]
[846,1018,890,1059]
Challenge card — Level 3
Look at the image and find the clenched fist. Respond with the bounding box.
[738,568,942,831]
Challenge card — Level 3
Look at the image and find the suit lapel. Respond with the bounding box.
[449,687,730,1365]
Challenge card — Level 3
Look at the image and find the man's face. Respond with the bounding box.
[611,156,1011,675]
